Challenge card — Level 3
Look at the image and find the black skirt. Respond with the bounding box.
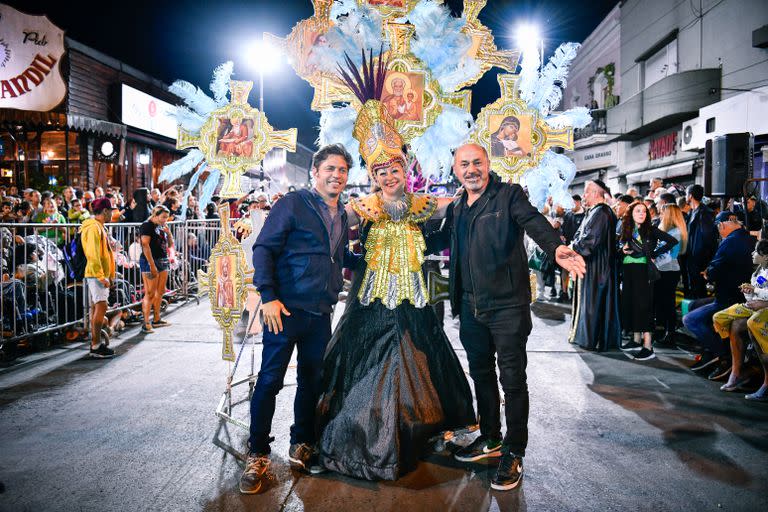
[621,263,655,333]
[315,264,476,481]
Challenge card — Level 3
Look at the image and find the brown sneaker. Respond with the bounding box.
[239,454,271,494]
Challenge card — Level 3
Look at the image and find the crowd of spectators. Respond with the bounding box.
[534,178,768,402]
[0,182,281,358]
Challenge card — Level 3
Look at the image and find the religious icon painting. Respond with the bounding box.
[488,114,533,159]
[382,71,424,122]
[473,74,574,182]
[216,118,255,159]
[365,0,416,19]
[197,206,254,361]
[177,80,297,198]
[216,255,237,310]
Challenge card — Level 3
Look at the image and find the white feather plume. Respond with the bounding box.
[317,105,365,184]
[198,168,221,212]
[180,163,207,220]
[528,42,581,116]
[308,0,387,75]
[209,61,234,107]
[408,0,480,92]
[159,149,205,184]
[517,47,541,107]
[168,80,218,117]
[544,107,592,129]
[169,105,207,132]
[410,104,474,181]
[523,151,577,210]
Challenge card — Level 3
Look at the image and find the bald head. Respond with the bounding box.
[453,143,490,196]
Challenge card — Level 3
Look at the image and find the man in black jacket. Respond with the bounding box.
[427,143,585,491]
[239,144,353,494]
[686,184,718,298]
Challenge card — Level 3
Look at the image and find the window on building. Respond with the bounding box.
[643,38,678,89]
[706,117,716,133]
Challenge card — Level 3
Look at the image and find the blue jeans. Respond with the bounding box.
[248,309,331,454]
[683,300,730,357]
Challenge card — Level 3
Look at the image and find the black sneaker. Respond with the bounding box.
[288,443,313,471]
[634,347,656,361]
[239,453,270,494]
[89,343,114,359]
[621,340,642,351]
[491,451,524,491]
[707,360,732,381]
[454,435,503,462]
[690,352,719,372]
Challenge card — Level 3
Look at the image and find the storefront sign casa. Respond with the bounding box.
[572,142,617,171]
[0,5,66,112]
[649,132,677,161]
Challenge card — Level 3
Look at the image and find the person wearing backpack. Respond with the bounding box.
[80,198,116,359]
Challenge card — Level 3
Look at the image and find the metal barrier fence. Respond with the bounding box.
[1,218,228,353]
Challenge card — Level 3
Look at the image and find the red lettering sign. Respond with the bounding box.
[649,132,677,160]
[0,53,58,99]
[148,100,157,117]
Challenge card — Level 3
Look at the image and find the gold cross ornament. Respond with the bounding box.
[472,74,574,182]
[177,80,297,198]
[197,205,255,361]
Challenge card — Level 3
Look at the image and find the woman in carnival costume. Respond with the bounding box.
[315,51,476,480]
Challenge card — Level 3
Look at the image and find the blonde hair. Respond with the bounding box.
[660,204,688,254]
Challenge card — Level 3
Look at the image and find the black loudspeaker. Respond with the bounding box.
[704,139,712,196]
[709,133,754,197]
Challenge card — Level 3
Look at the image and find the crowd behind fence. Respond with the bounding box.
[1,218,228,353]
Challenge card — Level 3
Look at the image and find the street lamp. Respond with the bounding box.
[245,38,282,112]
[515,23,544,65]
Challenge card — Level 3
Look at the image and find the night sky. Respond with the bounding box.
[6,0,618,148]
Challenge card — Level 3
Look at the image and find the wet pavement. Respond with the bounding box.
[1,298,767,512]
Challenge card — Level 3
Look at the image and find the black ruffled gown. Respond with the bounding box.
[315,221,476,481]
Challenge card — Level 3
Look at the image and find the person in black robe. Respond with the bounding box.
[569,180,621,350]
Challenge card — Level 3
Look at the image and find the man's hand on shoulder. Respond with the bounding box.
[555,245,586,278]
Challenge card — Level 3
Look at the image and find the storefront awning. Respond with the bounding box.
[67,114,126,138]
[625,160,697,184]
[0,108,67,129]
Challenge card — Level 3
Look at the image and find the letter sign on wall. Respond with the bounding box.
[0,5,66,112]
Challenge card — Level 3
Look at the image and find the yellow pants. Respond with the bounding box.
[747,308,768,354]
[712,303,757,339]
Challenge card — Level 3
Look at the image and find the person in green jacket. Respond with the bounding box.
[34,197,67,245]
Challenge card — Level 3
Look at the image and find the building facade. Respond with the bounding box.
[563,4,622,195]
[608,0,768,195]
[0,6,183,197]
[567,0,768,197]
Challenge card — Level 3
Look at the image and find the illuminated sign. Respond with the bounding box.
[121,83,177,140]
[0,4,66,112]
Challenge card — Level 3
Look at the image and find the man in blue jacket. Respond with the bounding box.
[685,185,718,298]
[240,144,353,494]
[683,211,756,379]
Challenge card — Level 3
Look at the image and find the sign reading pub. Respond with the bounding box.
[0,4,66,112]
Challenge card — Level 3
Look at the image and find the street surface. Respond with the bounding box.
[1,299,767,512]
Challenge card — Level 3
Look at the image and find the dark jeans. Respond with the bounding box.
[459,298,532,456]
[654,270,680,334]
[682,300,730,357]
[248,309,331,454]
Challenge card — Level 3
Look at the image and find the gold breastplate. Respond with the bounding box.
[351,193,437,309]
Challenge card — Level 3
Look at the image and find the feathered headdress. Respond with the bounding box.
[336,48,404,176]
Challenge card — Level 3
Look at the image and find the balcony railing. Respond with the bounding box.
[574,109,607,140]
